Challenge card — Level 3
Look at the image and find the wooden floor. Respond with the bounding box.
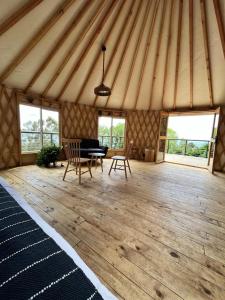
[1,160,225,300]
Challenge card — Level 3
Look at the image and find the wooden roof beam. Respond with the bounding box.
[56,0,119,101]
[0,0,76,83]
[189,0,193,108]
[42,0,106,97]
[0,0,43,37]
[161,0,174,110]
[103,0,144,108]
[148,0,167,111]
[213,0,225,59]
[200,0,214,107]
[24,0,94,93]
[74,0,128,105]
[173,0,183,110]
[134,0,160,110]
[120,0,152,110]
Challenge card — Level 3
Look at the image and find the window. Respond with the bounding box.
[20,104,59,153]
[98,116,126,149]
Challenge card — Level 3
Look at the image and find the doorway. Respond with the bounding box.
[156,110,220,171]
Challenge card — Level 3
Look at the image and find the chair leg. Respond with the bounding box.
[127,159,131,174]
[124,160,127,179]
[79,163,81,184]
[63,161,69,181]
[108,159,114,175]
[114,159,118,171]
[88,161,92,178]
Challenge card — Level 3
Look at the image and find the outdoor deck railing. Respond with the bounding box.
[21,131,59,152]
[98,135,124,149]
[166,138,210,158]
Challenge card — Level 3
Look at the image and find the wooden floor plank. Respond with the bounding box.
[1,160,225,299]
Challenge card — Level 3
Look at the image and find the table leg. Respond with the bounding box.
[100,157,103,172]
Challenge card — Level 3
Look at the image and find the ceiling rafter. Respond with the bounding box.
[213,0,225,59]
[56,0,119,101]
[24,0,94,93]
[189,0,193,108]
[91,0,136,107]
[148,0,167,111]
[75,0,130,105]
[173,0,183,110]
[134,0,160,110]
[0,0,76,83]
[104,0,144,108]
[161,0,174,110]
[120,0,152,110]
[200,0,214,107]
[0,0,43,37]
[42,0,106,97]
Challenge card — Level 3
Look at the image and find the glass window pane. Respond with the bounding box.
[21,132,41,152]
[20,104,40,132]
[98,117,111,147]
[43,133,59,147]
[42,109,59,133]
[112,118,125,149]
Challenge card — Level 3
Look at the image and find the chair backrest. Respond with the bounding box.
[62,138,81,165]
[125,140,134,159]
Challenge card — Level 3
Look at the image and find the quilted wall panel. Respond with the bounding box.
[0,86,20,169]
[126,110,160,160]
[61,102,98,139]
[214,107,225,173]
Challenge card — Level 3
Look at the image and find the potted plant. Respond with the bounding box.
[37,145,60,167]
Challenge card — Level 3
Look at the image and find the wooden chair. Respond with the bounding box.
[62,138,92,184]
[108,140,133,179]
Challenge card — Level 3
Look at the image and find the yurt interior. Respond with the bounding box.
[0,0,225,299]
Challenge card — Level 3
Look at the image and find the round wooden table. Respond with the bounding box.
[88,153,105,172]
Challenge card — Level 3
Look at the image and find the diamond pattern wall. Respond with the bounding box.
[126,110,160,160]
[0,86,19,169]
[214,107,225,172]
[61,102,98,139]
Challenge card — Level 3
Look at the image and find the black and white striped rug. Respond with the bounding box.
[0,178,116,300]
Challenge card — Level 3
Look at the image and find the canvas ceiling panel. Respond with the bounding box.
[151,0,172,110]
[74,1,132,106]
[159,0,179,109]
[0,0,27,23]
[66,0,127,106]
[106,0,148,109]
[30,0,93,93]
[193,0,210,107]
[206,0,225,105]
[134,0,164,110]
[124,1,154,110]
[6,0,81,90]
[176,0,190,108]
[95,0,141,108]
[0,0,62,79]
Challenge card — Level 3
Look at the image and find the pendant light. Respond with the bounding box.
[94,45,111,96]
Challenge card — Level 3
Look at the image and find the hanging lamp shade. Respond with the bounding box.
[94,45,111,96]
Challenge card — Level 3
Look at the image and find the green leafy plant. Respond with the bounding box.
[37,145,60,167]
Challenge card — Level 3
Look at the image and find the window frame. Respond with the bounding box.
[19,103,61,154]
[98,116,126,150]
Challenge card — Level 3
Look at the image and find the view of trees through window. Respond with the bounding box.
[166,115,216,158]
[98,117,125,149]
[20,105,59,152]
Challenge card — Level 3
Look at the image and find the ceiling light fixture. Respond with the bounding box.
[94,45,111,97]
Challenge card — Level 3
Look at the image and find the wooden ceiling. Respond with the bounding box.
[0,0,224,110]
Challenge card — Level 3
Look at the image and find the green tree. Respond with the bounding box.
[43,116,59,132]
[167,128,178,139]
